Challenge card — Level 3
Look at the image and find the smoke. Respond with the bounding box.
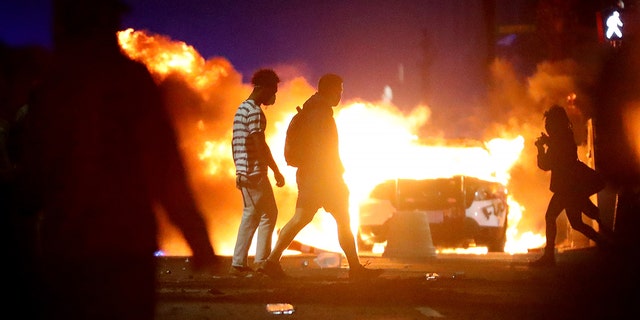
[120,28,614,254]
[118,29,326,254]
[482,57,599,240]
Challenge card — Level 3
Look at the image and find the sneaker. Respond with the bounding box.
[348,265,384,280]
[257,260,288,280]
[229,265,254,277]
[528,254,556,267]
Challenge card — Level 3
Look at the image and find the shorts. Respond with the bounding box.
[295,170,349,213]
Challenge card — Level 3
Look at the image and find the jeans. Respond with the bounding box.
[231,174,278,267]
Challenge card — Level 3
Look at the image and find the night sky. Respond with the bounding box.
[1,0,492,132]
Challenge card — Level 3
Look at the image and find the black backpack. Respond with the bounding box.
[283,106,308,167]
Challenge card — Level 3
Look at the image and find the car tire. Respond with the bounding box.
[486,235,506,252]
[486,223,507,253]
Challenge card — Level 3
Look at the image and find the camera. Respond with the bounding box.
[535,133,549,147]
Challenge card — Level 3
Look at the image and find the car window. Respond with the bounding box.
[395,178,461,210]
[368,176,505,211]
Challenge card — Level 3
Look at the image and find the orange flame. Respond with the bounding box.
[118,28,545,256]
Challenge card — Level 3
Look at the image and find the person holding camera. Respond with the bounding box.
[530,105,612,267]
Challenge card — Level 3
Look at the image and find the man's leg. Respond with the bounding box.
[326,205,360,268]
[267,207,315,262]
[254,180,278,264]
[231,187,260,268]
[325,184,383,279]
[258,207,315,279]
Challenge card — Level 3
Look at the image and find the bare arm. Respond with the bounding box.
[249,131,285,187]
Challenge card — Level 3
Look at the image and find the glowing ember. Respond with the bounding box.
[118,28,546,257]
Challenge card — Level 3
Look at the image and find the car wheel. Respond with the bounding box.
[486,224,507,253]
[486,235,506,252]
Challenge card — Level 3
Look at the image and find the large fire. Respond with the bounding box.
[117,28,548,257]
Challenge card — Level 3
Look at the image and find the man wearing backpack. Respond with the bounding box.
[258,73,383,280]
[230,69,285,277]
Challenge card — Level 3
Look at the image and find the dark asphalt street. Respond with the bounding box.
[154,246,638,320]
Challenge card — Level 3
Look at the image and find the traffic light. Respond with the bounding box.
[597,6,625,46]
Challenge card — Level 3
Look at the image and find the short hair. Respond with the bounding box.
[318,73,343,94]
[251,69,280,87]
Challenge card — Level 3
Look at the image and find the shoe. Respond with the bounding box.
[229,265,254,277]
[257,260,288,280]
[348,265,384,280]
[528,254,555,267]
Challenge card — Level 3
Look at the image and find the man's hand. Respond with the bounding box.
[274,170,285,188]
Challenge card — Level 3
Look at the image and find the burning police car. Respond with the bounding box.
[358,175,509,252]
